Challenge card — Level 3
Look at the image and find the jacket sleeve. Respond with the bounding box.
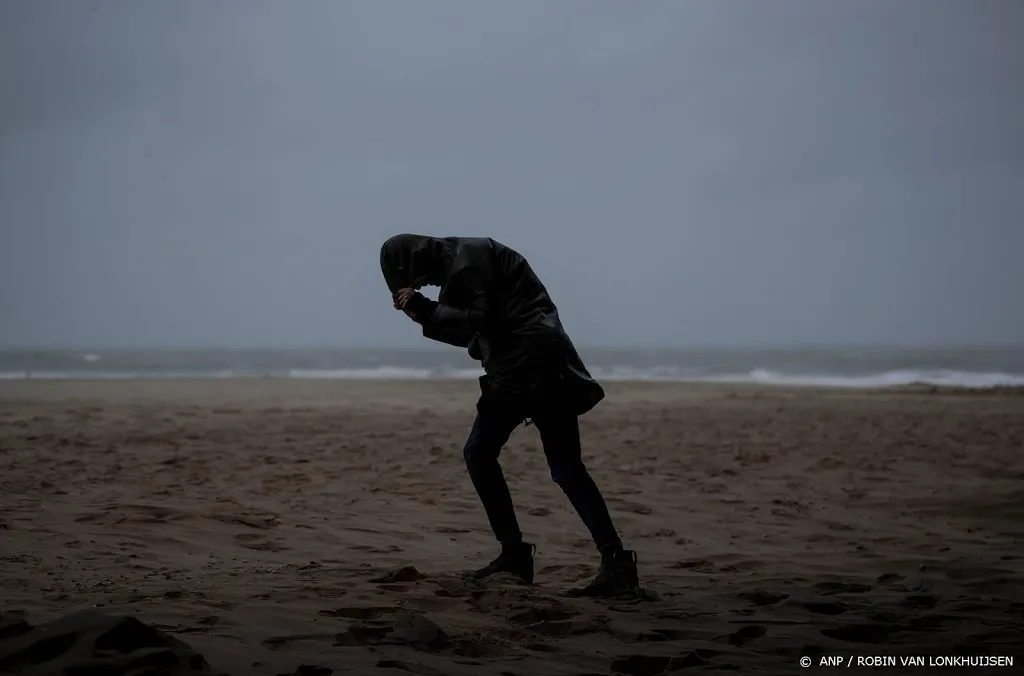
[429,296,489,333]
[406,284,490,335]
[403,294,476,347]
[422,324,473,348]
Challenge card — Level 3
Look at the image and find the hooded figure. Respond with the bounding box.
[380,234,639,597]
[380,234,604,415]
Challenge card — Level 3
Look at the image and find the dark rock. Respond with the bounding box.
[0,610,224,675]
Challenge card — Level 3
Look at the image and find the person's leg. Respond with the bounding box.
[461,401,537,582]
[462,406,525,546]
[533,411,639,596]
[532,412,622,552]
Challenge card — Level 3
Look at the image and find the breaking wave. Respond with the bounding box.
[2,366,1023,389]
[690,368,1024,389]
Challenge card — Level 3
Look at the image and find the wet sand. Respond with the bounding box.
[1,380,1022,675]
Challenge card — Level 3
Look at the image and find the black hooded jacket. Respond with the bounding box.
[380,235,604,416]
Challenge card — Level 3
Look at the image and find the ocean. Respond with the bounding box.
[2,346,1024,388]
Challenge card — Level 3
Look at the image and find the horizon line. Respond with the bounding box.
[2,342,1023,352]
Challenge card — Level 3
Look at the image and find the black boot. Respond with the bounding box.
[463,542,536,584]
[567,548,639,597]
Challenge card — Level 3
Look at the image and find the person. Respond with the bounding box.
[380,234,639,597]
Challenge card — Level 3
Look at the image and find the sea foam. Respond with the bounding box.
[2,366,1023,388]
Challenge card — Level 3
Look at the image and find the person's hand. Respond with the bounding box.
[394,288,416,310]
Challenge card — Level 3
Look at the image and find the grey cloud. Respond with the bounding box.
[1,0,1021,347]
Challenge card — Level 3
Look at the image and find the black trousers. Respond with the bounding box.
[462,399,622,553]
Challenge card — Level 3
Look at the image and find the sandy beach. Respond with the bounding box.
[1,379,1022,675]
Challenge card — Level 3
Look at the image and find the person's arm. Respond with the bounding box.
[422,324,473,348]
[396,293,471,347]
[401,296,486,357]
[403,284,490,335]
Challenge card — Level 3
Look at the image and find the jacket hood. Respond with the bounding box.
[379,234,455,294]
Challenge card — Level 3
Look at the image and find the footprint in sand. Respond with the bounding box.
[814,581,872,595]
[643,628,703,641]
[336,614,449,653]
[449,634,508,659]
[319,606,394,621]
[507,603,576,625]
[668,559,714,571]
[73,512,105,524]
[334,623,393,646]
[431,580,471,598]
[537,563,591,578]
[506,603,601,639]
[371,566,427,584]
[901,594,939,610]
[605,589,662,611]
[720,625,767,646]
[737,590,788,606]
[610,651,718,676]
[821,622,896,644]
[944,565,1008,582]
[716,559,762,573]
[279,666,333,676]
[804,601,849,615]
[906,614,957,631]
[435,526,471,534]
[234,533,289,552]
[401,596,464,613]
[375,660,446,676]
[351,544,404,554]
[260,632,336,649]
[610,654,675,676]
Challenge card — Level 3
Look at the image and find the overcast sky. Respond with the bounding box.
[1,0,1021,348]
